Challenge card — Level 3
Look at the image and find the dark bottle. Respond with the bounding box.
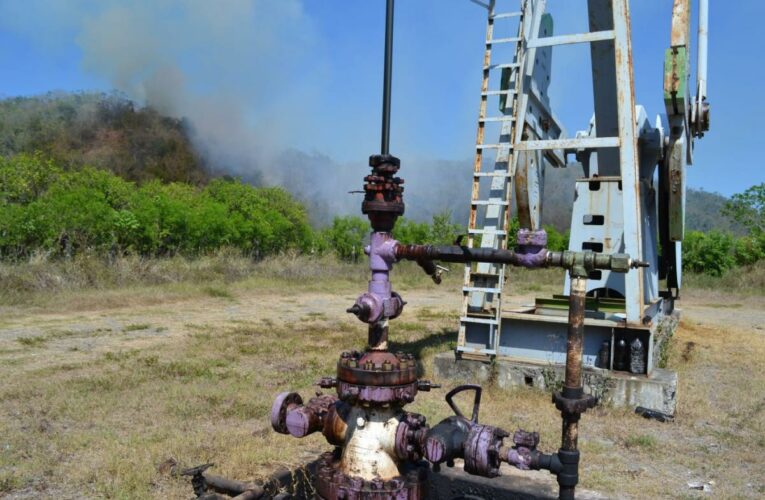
[597,340,611,369]
[630,337,646,374]
[614,338,628,371]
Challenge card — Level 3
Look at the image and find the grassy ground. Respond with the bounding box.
[1,255,763,498]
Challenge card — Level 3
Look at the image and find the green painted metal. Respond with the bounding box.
[663,46,687,114]
[667,136,686,241]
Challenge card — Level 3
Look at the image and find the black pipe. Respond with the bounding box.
[396,244,521,265]
[203,473,264,498]
[381,0,394,155]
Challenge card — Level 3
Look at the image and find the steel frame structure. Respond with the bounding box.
[457,0,709,388]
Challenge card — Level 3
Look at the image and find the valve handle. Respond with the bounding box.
[445,384,482,423]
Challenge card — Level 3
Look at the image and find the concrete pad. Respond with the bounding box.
[433,352,677,415]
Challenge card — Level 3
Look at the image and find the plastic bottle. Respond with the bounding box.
[630,337,646,374]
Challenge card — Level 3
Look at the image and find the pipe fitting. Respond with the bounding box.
[423,416,472,465]
[270,392,337,438]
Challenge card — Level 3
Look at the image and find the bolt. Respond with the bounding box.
[356,416,366,428]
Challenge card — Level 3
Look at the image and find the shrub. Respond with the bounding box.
[0,154,314,259]
[732,234,765,267]
[682,230,736,277]
[543,224,569,251]
[319,216,369,261]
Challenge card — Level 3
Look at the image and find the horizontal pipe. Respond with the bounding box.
[203,473,264,498]
[395,244,647,274]
[396,244,522,265]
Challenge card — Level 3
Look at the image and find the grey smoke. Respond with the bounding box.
[0,0,577,228]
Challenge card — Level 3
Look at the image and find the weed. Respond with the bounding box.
[625,434,657,450]
[124,323,150,332]
[16,336,47,347]
[203,286,233,299]
[680,341,698,363]
[541,366,563,393]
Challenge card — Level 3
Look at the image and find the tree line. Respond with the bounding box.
[1,153,761,277]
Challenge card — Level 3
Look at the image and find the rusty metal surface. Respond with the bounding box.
[464,424,507,478]
[315,451,429,500]
[336,379,419,406]
[669,0,690,47]
[337,351,419,387]
[270,392,303,435]
[564,278,587,389]
[611,0,645,325]
[285,394,338,439]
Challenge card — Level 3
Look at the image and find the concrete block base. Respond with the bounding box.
[433,352,677,415]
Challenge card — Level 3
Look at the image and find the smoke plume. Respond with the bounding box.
[0,0,578,228]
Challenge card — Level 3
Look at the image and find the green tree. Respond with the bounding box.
[320,216,369,261]
[0,152,62,205]
[723,183,764,236]
[393,218,430,245]
[429,210,463,245]
[682,230,735,277]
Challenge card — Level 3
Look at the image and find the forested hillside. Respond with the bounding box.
[0,92,208,185]
[0,92,744,234]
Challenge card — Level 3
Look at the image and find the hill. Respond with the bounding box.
[0,93,739,234]
[0,92,208,185]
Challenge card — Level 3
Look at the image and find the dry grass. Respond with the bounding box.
[683,261,765,295]
[0,256,763,498]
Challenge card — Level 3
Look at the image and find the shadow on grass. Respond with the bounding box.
[389,328,457,376]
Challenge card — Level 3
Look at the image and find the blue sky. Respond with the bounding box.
[0,0,761,197]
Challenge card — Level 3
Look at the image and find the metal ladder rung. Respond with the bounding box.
[461,316,499,325]
[479,116,515,123]
[471,200,510,206]
[515,136,620,151]
[468,229,507,236]
[476,143,512,150]
[473,170,510,178]
[527,30,615,49]
[482,90,515,97]
[486,37,521,45]
[469,273,502,282]
[484,63,520,71]
[456,345,497,355]
[490,12,522,20]
[463,286,502,294]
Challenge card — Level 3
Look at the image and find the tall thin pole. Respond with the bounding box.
[381,0,395,155]
[696,0,708,101]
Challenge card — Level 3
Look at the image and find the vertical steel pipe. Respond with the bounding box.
[696,0,708,100]
[368,322,389,350]
[559,276,587,500]
[563,277,587,399]
[380,0,395,155]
